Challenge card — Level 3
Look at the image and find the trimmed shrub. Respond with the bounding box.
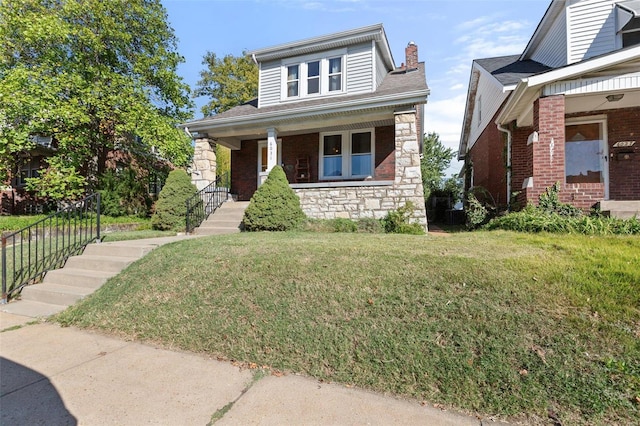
[242,166,306,231]
[381,202,425,235]
[151,169,198,231]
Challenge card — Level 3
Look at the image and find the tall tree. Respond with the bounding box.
[0,0,194,199]
[195,52,258,116]
[420,132,456,200]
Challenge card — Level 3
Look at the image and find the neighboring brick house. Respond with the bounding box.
[183,24,430,228]
[459,0,640,217]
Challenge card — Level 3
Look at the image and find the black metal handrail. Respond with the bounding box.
[186,173,230,233]
[1,193,101,303]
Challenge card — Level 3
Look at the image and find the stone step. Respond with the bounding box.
[1,300,67,317]
[82,243,155,258]
[599,200,640,211]
[20,283,93,306]
[608,211,639,220]
[43,268,115,289]
[63,254,136,273]
[196,227,241,236]
[199,220,242,228]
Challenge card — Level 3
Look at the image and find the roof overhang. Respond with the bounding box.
[498,45,640,127]
[617,0,640,31]
[184,91,428,149]
[247,24,395,71]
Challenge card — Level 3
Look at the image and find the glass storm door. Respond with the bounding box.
[565,121,609,199]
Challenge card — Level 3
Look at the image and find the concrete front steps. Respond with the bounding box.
[599,200,640,220]
[0,238,178,318]
[195,200,249,235]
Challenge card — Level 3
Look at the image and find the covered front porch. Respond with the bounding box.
[188,107,427,226]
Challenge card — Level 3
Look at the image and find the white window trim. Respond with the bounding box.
[318,129,375,180]
[281,48,346,101]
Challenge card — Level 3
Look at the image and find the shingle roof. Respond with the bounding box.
[185,62,428,126]
[474,55,551,87]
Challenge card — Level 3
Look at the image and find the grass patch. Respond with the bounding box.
[101,230,176,242]
[56,231,640,425]
[1,214,151,233]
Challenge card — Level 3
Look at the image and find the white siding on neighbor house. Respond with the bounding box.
[374,46,388,89]
[346,43,374,94]
[467,73,509,152]
[530,7,568,67]
[567,0,616,64]
[542,71,640,96]
[258,60,281,108]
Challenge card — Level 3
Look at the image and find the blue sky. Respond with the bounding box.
[163,0,551,174]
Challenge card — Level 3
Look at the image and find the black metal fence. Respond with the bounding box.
[1,193,101,303]
[186,173,229,233]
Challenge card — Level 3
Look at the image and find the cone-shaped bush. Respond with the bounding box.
[242,165,306,231]
[152,169,198,231]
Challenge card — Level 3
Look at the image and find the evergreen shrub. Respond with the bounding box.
[151,169,198,231]
[242,166,306,231]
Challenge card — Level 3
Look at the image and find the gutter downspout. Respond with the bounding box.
[497,123,512,210]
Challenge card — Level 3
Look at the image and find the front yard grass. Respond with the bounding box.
[56,231,640,425]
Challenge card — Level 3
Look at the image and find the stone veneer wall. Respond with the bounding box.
[294,111,428,229]
[191,137,217,190]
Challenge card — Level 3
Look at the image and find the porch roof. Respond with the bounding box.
[182,63,428,149]
[497,45,640,127]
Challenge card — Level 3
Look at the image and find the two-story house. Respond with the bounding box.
[459,0,640,217]
[183,24,430,227]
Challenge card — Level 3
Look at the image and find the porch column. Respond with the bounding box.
[267,128,278,173]
[394,110,428,230]
[528,95,566,202]
[191,136,217,190]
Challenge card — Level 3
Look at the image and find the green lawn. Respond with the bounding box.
[56,231,640,425]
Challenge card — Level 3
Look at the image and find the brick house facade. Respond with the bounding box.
[183,25,430,227]
[460,0,640,216]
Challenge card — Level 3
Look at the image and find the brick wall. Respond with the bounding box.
[467,108,508,208]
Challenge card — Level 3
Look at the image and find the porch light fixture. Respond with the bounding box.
[606,94,624,102]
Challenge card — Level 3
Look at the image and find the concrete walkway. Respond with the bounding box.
[0,321,497,425]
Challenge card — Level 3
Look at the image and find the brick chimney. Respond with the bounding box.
[405,41,418,70]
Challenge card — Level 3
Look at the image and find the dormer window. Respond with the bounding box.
[287,65,299,97]
[282,49,345,100]
[307,61,320,94]
[622,17,640,48]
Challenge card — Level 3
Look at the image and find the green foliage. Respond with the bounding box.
[195,51,258,116]
[420,132,457,200]
[465,193,489,230]
[538,182,582,217]
[381,202,425,235]
[486,206,640,235]
[26,158,86,201]
[98,168,152,218]
[151,169,197,231]
[242,166,306,232]
[301,218,384,233]
[485,183,640,235]
[0,0,194,197]
[215,144,231,178]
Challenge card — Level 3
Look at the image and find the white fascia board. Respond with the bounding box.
[458,67,481,160]
[186,91,429,133]
[248,24,385,61]
[526,46,640,86]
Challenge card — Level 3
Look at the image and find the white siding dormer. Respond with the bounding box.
[530,7,568,67]
[567,0,617,64]
[346,43,374,94]
[258,60,282,108]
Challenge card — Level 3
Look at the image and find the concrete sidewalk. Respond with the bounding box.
[0,318,495,425]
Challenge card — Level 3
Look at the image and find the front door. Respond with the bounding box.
[257,140,281,187]
[565,120,609,199]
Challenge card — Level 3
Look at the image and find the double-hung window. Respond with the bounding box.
[319,130,374,180]
[283,51,345,100]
